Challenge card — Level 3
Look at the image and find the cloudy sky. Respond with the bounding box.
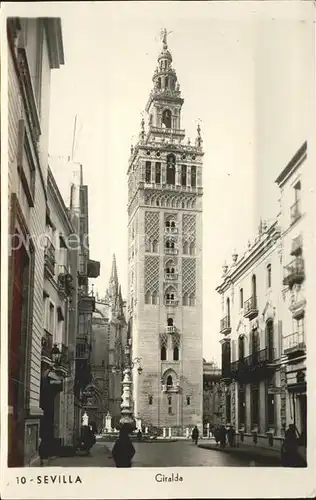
[41,1,313,363]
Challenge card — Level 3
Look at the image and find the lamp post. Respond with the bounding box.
[119,338,142,433]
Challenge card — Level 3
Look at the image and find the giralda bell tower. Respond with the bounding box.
[127,30,203,435]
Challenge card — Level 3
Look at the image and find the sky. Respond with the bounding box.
[46,1,314,363]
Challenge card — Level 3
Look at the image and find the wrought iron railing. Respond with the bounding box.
[165,226,178,234]
[231,347,276,374]
[283,331,305,353]
[165,326,176,334]
[220,316,231,333]
[165,272,178,280]
[244,296,258,316]
[165,247,178,255]
[165,299,178,306]
[283,257,305,287]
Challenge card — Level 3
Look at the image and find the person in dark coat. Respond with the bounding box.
[191,425,199,445]
[281,424,305,467]
[81,426,95,454]
[219,425,227,448]
[137,429,142,441]
[214,426,220,446]
[227,425,235,447]
[112,426,136,468]
[39,437,50,466]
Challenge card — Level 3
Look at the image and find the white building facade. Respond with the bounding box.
[40,167,75,453]
[216,141,308,451]
[127,32,204,435]
[276,141,307,446]
[216,221,284,448]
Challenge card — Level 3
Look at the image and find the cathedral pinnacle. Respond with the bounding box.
[195,123,203,148]
[110,254,118,285]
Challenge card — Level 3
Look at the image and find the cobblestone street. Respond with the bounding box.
[40,440,280,468]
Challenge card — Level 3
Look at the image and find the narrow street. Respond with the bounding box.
[42,440,277,467]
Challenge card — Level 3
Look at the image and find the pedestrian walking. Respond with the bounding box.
[281,424,305,467]
[112,426,136,468]
[219,425,227,448]
[214,426,220,446]
[191,425,199,445]
[137,429,142,441]
[38,437,50,466]
[227,425,235,447]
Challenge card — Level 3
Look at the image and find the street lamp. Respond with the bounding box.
[52,343,61,365]
[119,338,143,433]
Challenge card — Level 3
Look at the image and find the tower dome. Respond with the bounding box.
[158,47,172,63]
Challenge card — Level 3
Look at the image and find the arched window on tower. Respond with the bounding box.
[189,242,195,255]
[165,76,169,89]
[152,291,158,305]
[189,293,196,306]
[165,287,176,305]
[181,165,187,186]
[161,346,167,361]
[167,318,173,326]
[157,77,161,89]
[162,109,172,129]
[145,291,151,304]
[155,163,161,184]
[173,346,179,361]
[183,241,189,254]
[191,166,196,187]
[166,154,176,185]
[167,375,173,387]
[183,292,189,306]
[145,162,151,183]
[152,240,158,253]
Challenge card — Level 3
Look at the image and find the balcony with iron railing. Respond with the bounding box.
[165,272,178,281]
[283,257,305,288]
[290,234,303,257]
[243,296,258,320]
[230,347,276,382]
[76,337,92,360]
[165,298,178,306]
[78,294,96,313]
[165,326,176,334]
[162,383,180,393]
[165,226,178,234]
[283,331,306,358]
[44,242,55,277]
[291,199,301,225]
[57,265,73,297]
[165,247,178,255]
[41,329,53,361]
[220,316,231,335]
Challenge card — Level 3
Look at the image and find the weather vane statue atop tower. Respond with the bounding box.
[160,28,172,49]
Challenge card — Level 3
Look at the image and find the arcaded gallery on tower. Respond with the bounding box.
[127,32,204,435]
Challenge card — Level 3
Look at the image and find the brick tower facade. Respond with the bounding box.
[127,30,204,435]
